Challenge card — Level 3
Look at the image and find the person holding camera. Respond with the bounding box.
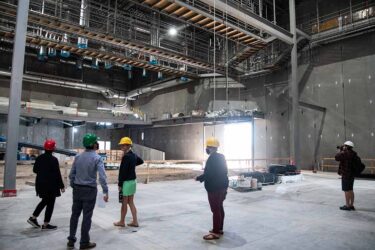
[335,141,357,211]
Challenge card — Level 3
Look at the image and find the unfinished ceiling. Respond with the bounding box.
[0,0,295,94]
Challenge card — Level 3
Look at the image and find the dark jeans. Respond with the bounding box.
[207,189,227,234]
[68,185,97,245]
[33,196,56,223]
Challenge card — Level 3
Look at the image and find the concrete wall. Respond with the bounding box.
[128,124,204,160]
[1,29,374,168]
[127,31,375,169]
[0,114,114,150]
[133,80,261,120]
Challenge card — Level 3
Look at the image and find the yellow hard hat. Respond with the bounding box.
[118,137,132,145]
[206,137,220,148]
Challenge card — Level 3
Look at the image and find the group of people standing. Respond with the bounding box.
[27,134,229,248]
[27,133,360,248]
[27,134,144,249]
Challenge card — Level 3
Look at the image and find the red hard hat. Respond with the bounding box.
[44,139,56,151]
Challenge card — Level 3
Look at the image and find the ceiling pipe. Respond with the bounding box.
[0,70,126,99]
[77,0,89,49]
[126,77,192,98]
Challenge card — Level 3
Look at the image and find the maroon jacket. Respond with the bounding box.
[335,149,356,179]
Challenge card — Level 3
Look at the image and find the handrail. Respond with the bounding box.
[298,3,375,35]
[320,157,375,174]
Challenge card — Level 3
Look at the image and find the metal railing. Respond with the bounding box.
[298,2,375,35]
[320,157,375,175]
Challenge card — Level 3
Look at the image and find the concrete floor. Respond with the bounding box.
[1,173,374,250]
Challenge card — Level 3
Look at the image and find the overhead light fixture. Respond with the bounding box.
[168,27,177,36]
[135,27,151,34]
[97,107,111,111]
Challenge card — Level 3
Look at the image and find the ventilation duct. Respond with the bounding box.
[77,0,88,49]
[126,77,192,98]
[0,70,126,99]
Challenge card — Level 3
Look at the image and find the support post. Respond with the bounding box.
[3,0,30,197]
[273,0,276,24]
[316,0,320,33]
[252,117,255,171]
[289,0,300,168]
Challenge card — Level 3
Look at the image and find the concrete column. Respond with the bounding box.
[252,117,255,171]
[3,0,30,197]
[289,0,300,167]
[273,0,276,24]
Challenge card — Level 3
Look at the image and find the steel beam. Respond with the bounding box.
[168,0,268,43]
[200,0,293,44]
[3,0,30,197]
[289,0,300,167]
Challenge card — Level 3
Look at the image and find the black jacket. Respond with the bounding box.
[197,152,229,192]
[118,150,144,187]
[335,149,356,179]
[33,152,64,198]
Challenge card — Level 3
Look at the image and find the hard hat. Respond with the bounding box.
[83,133,98,147]
[44,139,56,151]
[206,137,220,148]
[118,137,132,145]
[344,141,354,148]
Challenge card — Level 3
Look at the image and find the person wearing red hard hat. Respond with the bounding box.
[27,139,65,230]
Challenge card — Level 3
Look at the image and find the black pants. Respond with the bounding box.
[207,189,227,234]
[68,185,97,245]
[342,178,354,191]
[33,196,56,223]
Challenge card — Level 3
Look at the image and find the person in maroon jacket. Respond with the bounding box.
[335,141,357,211]
[196,137,229,240]
[27,139,65,230]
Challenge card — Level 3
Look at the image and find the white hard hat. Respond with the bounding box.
[344,141,354,148]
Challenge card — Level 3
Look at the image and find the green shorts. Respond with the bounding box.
[122,179,136,196]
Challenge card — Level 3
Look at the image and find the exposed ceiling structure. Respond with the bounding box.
[0,0,296,95]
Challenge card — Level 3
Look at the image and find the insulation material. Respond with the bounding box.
[280,174,304,184]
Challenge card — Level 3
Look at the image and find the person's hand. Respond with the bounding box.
[103,194,109,202]
[61,188,65,193]
[194,176,199,181]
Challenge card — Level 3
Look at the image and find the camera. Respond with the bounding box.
[336,145,344,150]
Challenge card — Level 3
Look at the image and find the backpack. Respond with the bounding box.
[352,154,365,176]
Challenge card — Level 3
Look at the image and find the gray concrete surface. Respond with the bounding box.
[0,173,374,250]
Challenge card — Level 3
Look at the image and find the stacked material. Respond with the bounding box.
[240,171,278,185]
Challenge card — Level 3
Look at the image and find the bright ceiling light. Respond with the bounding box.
[168,27,177,36]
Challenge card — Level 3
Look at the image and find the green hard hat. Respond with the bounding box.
[83,133,98,147]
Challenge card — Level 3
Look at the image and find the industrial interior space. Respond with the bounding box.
[0,0,374,249]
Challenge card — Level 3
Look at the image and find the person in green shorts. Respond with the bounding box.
[114,137,144,228]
